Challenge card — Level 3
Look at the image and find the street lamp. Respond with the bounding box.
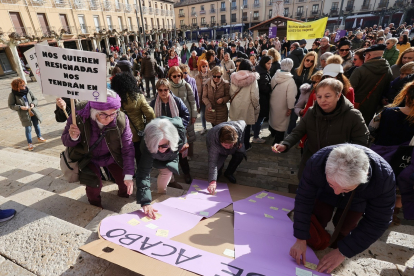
[228,0,232,39]
[249,11,252,30]
[241,6,244,39]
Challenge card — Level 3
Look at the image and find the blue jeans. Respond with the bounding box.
[252,117,265,138]
[200,104,207,129]
[25,116,41,144]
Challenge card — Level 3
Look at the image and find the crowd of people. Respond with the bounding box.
[3,21,414,274]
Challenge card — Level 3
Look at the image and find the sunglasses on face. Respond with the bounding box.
[158,89,169,92]
[183,72,188,75]
[171,75,181,79]
[305,59,314,63]
[213,75,221,79]
[339,48,350,52]
[158,143,169,149]
[202,65,208,68]
[98,111,118,120]
[386,42,391,45]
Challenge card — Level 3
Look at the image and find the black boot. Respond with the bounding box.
[224,152,244,184]
[168,181,183,189]
[184,173,193,184]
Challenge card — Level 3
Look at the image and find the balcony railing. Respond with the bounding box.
[330,7,338,14]
[242,16,248,20]
[161,9,165,15]
[192,23,197,26]
[115,1,122,11]
[103,0,111,10]
[284,12,289,17]
[296,11,303,16]
[142,6,147,14]
[155,8,160,15]
[377,1,388,8]
[231,5,237,10]
[253,2,260,7]
[284,0,290,4]
[200,9,206,14]
[361,4,371,10]
[231,17,237,22]
[78,24,90,34]
[179,13,185,17]
[296,0,306,2]
[242,4,248,8]
[124,3,132,12]
[311,10,319,14]
[253,16,259,20]
[149,7,153,14]
[73,0,86,9]
[395,0,408,7]
[346,4,354,11]
[268,1,273,6]
[201,22,207,27]
[12,27,34,37]
[37,26,54,37]
[191,11,196,16]
[61,25,73,34]
[310,0,319,2]
[54,0,71,8]
[88,0,101,10]
[220,7,226,11]
[210,8,216,13]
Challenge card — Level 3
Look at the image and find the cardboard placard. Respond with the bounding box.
[35,45,107,102]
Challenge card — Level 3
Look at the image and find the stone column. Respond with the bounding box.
[76,39,83,50]
[9,43,27,83]
[105,37,110,55]
[91,38,97,51]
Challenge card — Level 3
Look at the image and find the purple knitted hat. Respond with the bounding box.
[77,90,121,120]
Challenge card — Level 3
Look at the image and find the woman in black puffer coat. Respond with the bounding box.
[252,56,273,144]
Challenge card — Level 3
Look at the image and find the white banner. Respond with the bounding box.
[35,45,107,102]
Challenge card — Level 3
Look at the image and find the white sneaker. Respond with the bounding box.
[200,128,207,135]
[252,138,266,144]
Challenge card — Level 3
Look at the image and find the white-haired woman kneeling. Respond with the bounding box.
[136,117,187,219]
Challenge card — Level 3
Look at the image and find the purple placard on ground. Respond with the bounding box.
[99,203,202,238]
[160,197,231,218]
[185,179,233,203]
[234,229,330,276]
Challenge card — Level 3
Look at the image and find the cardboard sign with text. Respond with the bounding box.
[35,45,107,102]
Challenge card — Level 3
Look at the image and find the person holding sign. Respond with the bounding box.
[8,78,47,151]
[61,90,135,208]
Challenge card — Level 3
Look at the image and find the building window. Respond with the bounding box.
[253,11,259,20]
[180,19,184,26]
[93,15,100,32]
[211,16,216,24]
[157,18,160,28]
[191,7,195,13]
[231,13,236,22]
[106,16,113,30]
[128,17,132,30]
[242,11,247,21]
[192,18,197,25]
[37,13,51,36]
[221,14,226,23]
[297,6,303,16]
[179,9,184,16]
[59,14,70,33]
[221,1,225,9]
[118,16,123,30]
[231,0,236,8]
[332,2,339,9]
[201,17,206,24]
[201,5,204,10]
[284,8,289,17]
[269,9,272,19]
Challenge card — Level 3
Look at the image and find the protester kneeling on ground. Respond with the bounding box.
[290,144,396,274]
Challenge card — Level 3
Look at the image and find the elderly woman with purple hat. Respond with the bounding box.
[61,90,135,208]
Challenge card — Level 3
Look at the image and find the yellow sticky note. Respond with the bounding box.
[264,214,274,219]
[268,196,275,199]
[249,199,256,203]
[179,197,186,200]
[191,191,198,195]
[154,213,162,220]
[141,216,152,222]
[270,206,279,210]
[256,192,268,198]
[193,184,199,188]
[156,229,169,237]
[282,208,291,212]
[305,262,317,270]
[195,188,202,191]
[128,218,140,226]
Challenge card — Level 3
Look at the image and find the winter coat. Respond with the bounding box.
[339,51,354,72]
[229,70,260,125]
[209,57,221,70]
[195,71,212,103]
[245,47,258,56]
[188,56,198,71]
[184,76,200,109]
[61,111,134,188]
[269,70,297,132]
[141,56,157,78]
[168,56,180,68]
[8,88,42,127]
[202,78,230,125]
[132,59,141,77]
[255,64,272,118]
[121,94,155,143]
[293,67,312,99]
[206,120,246,182]
[169,79,197,118]
[269,61,281,78]
[396,42,411,57]
[294,83,312,116]
[382,46,400,66]
[281,96,369,178]
[350,58,394,124]
[294,144,396,258]
[351,38,364,50]
[287,48,305,71]
[136,116,186,206]
[390,64,401,80]
[180,48,190,64]
[221,59,236,81]
[150,93,190,128]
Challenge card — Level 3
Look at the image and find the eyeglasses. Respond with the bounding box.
[339,48,350,52]
[157,89,169,92]
[183,72,188,75]
[158,143,170,149]
[386,42,391,45]
[213,75,221,79]
[98,111,118,120]
[305,59,315,63]
[171,75,181,79]
[202,65,208,68]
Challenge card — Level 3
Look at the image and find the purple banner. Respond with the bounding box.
[335,30,347,42]
[185,179,233,203]
[269,26,278,38]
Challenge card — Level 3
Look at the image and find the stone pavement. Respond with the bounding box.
[0,76,413,275]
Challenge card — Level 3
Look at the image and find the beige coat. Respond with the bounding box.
[269,70,297,132]
[202,78,230,125]
[229,70,260,125]
[220,59,236,81]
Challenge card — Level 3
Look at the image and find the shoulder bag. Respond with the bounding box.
[354,74,386,109]
[60,130,107,183]
[229,87,243,103]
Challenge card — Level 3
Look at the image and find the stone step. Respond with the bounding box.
[0,198,111,276]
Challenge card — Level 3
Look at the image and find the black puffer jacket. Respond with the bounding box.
[269,61,281,78]
[255,64,272,118]
[293,67,312,99]
[287,47,305,72]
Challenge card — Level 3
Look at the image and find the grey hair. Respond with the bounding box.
[144,118,179,154]
[262,49,268,55]
[316,78,343,95]
[325,145,370,188]
[191,50,197,55]
[386,38,398,46]
[280,58,294,71]
[321,37,329,42]
[320,52,333,61]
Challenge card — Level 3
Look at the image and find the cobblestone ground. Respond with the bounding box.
[0,74,300,193]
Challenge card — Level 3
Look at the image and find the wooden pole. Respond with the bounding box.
[70,99,76,124]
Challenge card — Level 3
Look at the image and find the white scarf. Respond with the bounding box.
[154,94,179,118]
